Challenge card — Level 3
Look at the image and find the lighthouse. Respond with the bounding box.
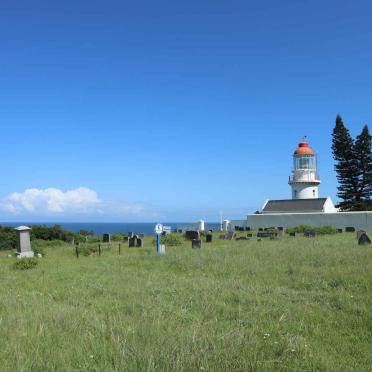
[288,138,320,199]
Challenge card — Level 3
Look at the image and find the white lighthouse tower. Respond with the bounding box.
[288,138,320,199]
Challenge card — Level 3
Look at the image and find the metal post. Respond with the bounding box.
[98,244,101,256]
[157,234,161,255]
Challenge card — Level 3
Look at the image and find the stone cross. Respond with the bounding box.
[14,226,34,258]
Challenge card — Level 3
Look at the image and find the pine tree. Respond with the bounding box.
[354,124,372,210]
[332,115,360,210]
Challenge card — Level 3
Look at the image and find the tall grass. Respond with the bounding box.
[0,232,371,371]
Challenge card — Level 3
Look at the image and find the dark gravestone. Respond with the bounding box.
[278,227,284,231]
[247,233,253,237]
[192,239,202,249]
[245,226,251,231]
[185,230,200,240]
[257,232,271,238]
[357,230,366,240]
[236,237,249,240]
[337,229,343,233]
[102,234,111,243]
[345,227,355,232]
[136,238,144,248]
[128,237,137,247]
[304,231,316,238]
[239,227,244,231]
[358,232,371,245]
[289,232,296,237]
[258,228,263,231]
[234,226,239,231]
[219,234,226,240]
[206,234,213,243]
[128,232,134,238]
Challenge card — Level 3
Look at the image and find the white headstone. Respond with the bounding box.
[14,226,34,258]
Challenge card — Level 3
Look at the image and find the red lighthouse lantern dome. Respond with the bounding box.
[294,140,315,156]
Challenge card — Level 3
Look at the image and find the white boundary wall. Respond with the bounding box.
[245,211,372,230]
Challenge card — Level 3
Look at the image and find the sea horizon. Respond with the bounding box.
[0,222,221,235]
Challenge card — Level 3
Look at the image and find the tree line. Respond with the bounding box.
[332,115,371,211]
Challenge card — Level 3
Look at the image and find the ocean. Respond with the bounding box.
[0,222,221,235]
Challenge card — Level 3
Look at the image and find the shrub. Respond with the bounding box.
[13,258,38,270]
[77,244,99,256]
[152,234,183,247]
[286,225,337,235]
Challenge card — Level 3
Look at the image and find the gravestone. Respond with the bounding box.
[185,230,200,240]
[289,232,296,237]
[358,232,371,245]
[345,227,355,232]
[304,231,316,238]
[337,229,343,233]
[15,226,34,258]
[219,234,226,240]
[128,232,134,238]
[128,236,137,247]
[192,239,202,249]
[357,230,366,240]
[258,228,263,231]
[136,238,144,248]
[236,237,249,240]
[160,244,166,253]
[234,226,239,231]
[257,232,271,238]
[102,233,111,243]
[278,227,284,231]
[239,227,245,231]
[247,233,253,237]
[206,234,213,243]
[245,227,251,231]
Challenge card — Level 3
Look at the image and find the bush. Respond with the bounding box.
[13,258,38,270]
[152,234,183,247]
[286,225,337,235]
[77,244,99,256]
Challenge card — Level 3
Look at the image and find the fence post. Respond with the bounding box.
[75,244,79,258]
[99,244,101,256]
[118,243,121,255]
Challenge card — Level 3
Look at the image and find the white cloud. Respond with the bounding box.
[0,187,151,219]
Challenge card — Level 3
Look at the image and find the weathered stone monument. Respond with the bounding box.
[192,239,202,248]
[15,226,34,258]
[102,233,111,243]
[128,236,137,247]
[136,237,144,248]
[206,233,213,243]
[358,231,371,246]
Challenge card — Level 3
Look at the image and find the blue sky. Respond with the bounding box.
[0,0,371,222]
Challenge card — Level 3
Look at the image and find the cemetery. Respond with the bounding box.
[0,224,371,371]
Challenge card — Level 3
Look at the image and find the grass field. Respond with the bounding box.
[0,232,371,371]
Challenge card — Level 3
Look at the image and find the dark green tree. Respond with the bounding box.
[332,115,360,210]
[354,124,372,210]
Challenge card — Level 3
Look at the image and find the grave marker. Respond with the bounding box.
[14,226,34,258]
[358,232,371,245]
[192,239,202,249]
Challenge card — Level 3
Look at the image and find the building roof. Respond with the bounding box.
[294,140,315,156]
[262,198,328,214]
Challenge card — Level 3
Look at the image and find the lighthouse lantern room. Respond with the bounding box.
[289,138,320,199]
